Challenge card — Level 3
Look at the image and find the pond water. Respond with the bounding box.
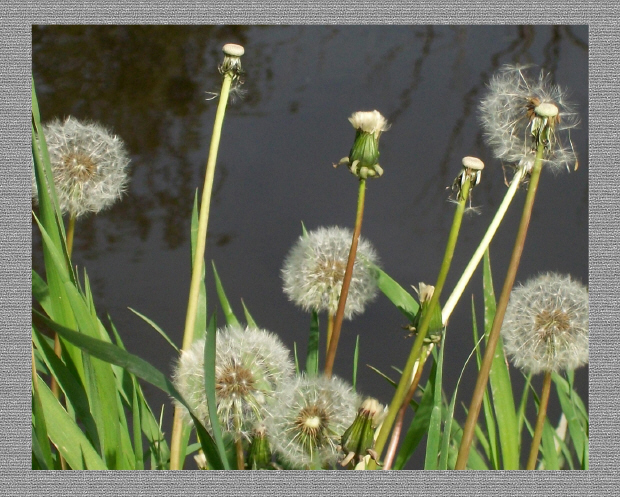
[32,25,588,469]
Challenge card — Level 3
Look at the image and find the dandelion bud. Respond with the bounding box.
[247,424,272,470]
[339,397,385,467]
[408,282,443,344]
[501,272,588,375]
[32,116,130,218]
[336,110,389,179]
[219,43,245,83]
[281,226,380,319]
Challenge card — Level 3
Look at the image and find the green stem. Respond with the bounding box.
[442,167,525,324]
[324,179,366,378]
[370,176,472,469]
[455,143,545,470]
[326,312,334,358]
[382,345,429,470]
[169,71,234,471]
[526,371,552,470]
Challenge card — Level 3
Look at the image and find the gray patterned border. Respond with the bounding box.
[2,2,616,495]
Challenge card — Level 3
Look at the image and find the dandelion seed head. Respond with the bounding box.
[479,65,579,173]
[266,374,361,469]
[172,324,294,440]
[32,116,130,218]
[501,272,588,375]
[281,226,380,319]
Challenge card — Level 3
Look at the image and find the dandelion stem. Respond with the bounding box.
[169,70,234,471]
[526,371,552,470]
[382,345,429,470]
[370,176,472,469]
[326,312,334,358]
[442,167,525,324]
[455,143,545,470]
[324,179,366,377]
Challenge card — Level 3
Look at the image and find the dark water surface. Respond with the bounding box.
[33,25,588,469]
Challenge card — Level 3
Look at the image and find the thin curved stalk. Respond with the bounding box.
[324,179,366,377]
[527,371,552,470]
[455,143,545,470]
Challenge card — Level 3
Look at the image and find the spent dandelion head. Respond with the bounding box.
[172,324,295,440]
[32,116,130,218]
[281,226,380,319]
[266,374,361,469]
[339,397,385,467]
[501,272,589,375]
[335,110,390,179]
[479,65,579,173]
[219,43,245,87]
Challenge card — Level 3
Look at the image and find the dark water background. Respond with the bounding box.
[32,25,588,469]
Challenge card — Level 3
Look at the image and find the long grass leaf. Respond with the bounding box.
[36,375,108,470]
[471,297,499,468]
[482,250,519,469]
[552,372,588,468]
[424,347,444,470]
[393,358,437,470]
[31,369,54,470]
[203,315,231,469]
[352,335,360,390]
[34,310,225,469]
[372,265,419,321]
[212,261,240,326]
[132,378,144,470]
[241,299,258,327]
[128,307,179,353]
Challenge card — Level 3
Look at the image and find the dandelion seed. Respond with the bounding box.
[281,226,380,319]
[32,116,130,218]
[266,374,361,469]
[172,324,295,440]
[501,272,588,375]
[479,65,579,173]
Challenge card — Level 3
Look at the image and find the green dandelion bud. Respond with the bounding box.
[335,110,389,179]
[247,424,273,470]
[339,397,385,467]
[406,283,444,345]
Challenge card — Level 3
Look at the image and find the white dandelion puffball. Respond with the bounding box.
[265,374,361,469]
[479,65,579,173]
[172,325,295,440]
[32,116,130,218]
[501,272,588,375]
[281,226,380,319]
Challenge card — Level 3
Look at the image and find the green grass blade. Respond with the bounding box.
[33,309,225,469]
[540,417,560,470]
[393,358,437,470]
[241,299,258,327]
[191,190,208,341]
[371,265,419,321]
[293,342,300,375]
[212,261,240,327]
[471,296,499,468]
[132,378,144,470]
[32,326,101,452]
[36,374,108,470]
[32,374,54,470]
[203,314,231,469]
[32,269,52,315]
[424,347,444,470]
[552,372,588,468]
[306,311,319,376]
[352,335,360,390]
[482,250,519,469]
[447,418,489,470]
[128,307,180,353]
